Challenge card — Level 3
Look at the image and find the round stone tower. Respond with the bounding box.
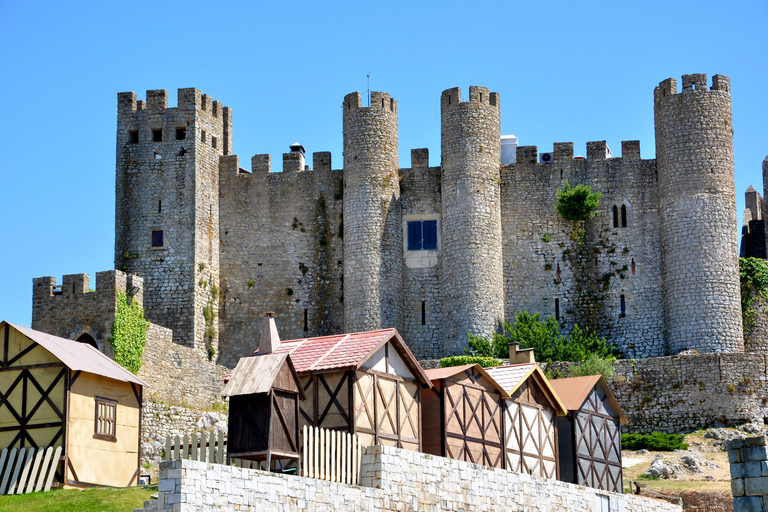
[654,73,743,353]
[440,86,504,354]
[342,91,402,333]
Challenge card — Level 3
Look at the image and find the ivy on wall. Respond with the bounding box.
[109,291,149,374]
[740,257,768,333]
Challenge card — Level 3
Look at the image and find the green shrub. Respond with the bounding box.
[621,432,688,451]
[440,355,502,368]
[740,257,768,332]
[556,182,602,222]
[568,353,616,381]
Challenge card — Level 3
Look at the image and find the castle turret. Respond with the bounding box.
[342,91,403,332]
[115,88,230,352]
[440,86,504,354]
[654,74,743,353]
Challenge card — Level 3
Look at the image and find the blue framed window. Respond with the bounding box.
[152,230,164,247]
[407,220,437,251]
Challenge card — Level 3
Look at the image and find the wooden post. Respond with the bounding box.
[165,436,172,461]
[190,434,198,461]
[217,431,224,464]
[34,447,53,492]
[43,447,62,492]
[208,432,215,464]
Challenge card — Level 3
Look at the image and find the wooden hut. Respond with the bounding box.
[548,375,627,493]
[421,364,508,468]
[222,353,305,470]
[0,321,147,487]
[485,363,567,479]
[246,319,431,452]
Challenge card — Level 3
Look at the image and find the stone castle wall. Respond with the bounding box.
[216,152,344,367]
[115,88,229,352]
[149,446,680,512]
[654,74,742,353]
[501,141,666,358]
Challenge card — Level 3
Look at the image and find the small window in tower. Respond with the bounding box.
[158,200,162,213]
[612,205,619,228]
[631,258,636,275]
[621,205,628,227]
[620,295,626,317]
[407,220,438,251]
[176,128,186,140]
[555,298,560,320]
[303,309,308,332]
[212,136,218,149]
[201,131,207,144]
[421,301,426,325]
[94,397,117,442]
[152,129,163,142]
[129,130,139,144]
[152,230,164,247]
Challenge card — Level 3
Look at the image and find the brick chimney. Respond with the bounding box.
[509,343,535,364]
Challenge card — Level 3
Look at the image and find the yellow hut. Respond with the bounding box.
[0,322,147,488]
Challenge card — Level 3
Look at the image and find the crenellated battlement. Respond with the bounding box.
[118,88,229,118]
[441,86,499,110]
[222,152,336,181]
[654,73,730,104]
[343,91,397,114]
[509,140,645,166]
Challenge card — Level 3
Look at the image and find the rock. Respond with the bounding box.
[644,455,684,479]
[637,449,650,455]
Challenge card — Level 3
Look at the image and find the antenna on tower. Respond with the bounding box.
[366,74,371,107]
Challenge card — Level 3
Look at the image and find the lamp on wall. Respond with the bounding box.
[127,286,140,296]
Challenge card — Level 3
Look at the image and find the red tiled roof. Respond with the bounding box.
[224,328,431,387]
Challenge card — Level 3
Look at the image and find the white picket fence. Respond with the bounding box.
[164,431,226,464]
[302,426,362,485]
[0,446,61,495]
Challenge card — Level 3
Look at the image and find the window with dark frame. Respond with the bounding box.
[407,220,438,251]
[621,204,628,227]
[176,127,186,140]
[152,230,164,247]
[212,136,218,149]
[94,397,117,442]
[620,295,626,317]
[129,130,139,144]
[152,129,163,142]
[612,205,619,228]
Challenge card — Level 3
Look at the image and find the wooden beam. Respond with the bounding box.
[7,342,39,367]
[3,324,8,368]
[0,362,66,372]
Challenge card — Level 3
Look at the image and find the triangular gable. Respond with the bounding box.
[3,321,148,387]
[548,374,627,424]
[424,364,509,399]
[356,329,431,388]
[486,364,567,416]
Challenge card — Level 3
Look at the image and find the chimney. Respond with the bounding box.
[509,343,535,364]
[258,312,281,354]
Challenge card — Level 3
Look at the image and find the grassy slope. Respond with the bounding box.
[0,485,156,512]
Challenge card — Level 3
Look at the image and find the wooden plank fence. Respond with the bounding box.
[0,446,61,495]
[164,431,226,465]
[302,426,361,485]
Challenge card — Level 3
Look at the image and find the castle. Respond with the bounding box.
[32,73,746,367]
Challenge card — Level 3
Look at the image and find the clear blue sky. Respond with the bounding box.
[1,0,766,326]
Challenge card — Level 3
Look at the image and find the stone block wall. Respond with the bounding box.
[148,445,681,511]
[139,323,229,409]
[728,436,768,511]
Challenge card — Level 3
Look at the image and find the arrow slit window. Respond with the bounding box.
[94,397,117,442]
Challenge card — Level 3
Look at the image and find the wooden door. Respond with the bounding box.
[271,390,299,457]
[299,372,351,433]
[353,371,420,450]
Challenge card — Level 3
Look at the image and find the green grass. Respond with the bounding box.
[0,484,157,512]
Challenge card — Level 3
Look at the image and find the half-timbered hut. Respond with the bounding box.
[246,319,432,452]
[0,322,146,487]
[485,363,567,479]
[549,375,627,493]
[421,364,508,468]
[222,353,305,469]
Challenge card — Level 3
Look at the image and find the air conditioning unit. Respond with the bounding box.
[540,152,554,164]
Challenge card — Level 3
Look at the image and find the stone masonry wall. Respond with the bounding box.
[654,74,743,354]
[217,152,344,367]
[728,436,768,512]
[139,322,229,409]
[149,445,680,511]
[31,270,141,358]
[501,141,665,359]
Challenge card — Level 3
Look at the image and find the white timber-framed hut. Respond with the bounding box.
[485,363,567,479]
[549,375,628,493]
[239,316,432,451]
[0,322,147,488]
[421,364,509,468]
